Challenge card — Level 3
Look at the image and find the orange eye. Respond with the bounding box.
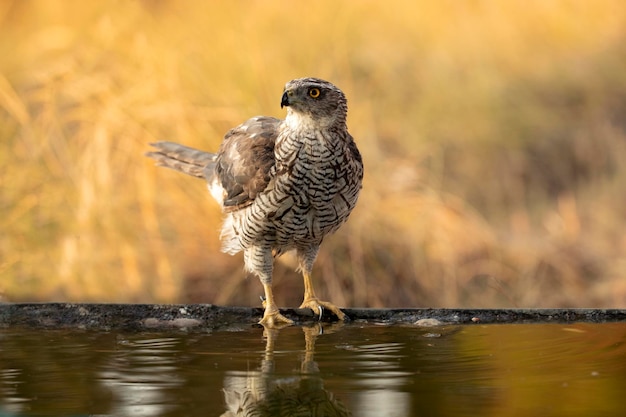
[308,88,321,98]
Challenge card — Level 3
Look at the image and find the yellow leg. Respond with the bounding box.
[299,270,346,321]
[259,282,294,328]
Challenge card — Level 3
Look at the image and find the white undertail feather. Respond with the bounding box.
[208,178,225,206]
[219,213,240,256]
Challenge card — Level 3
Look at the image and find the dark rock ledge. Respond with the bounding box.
[0,303,624,332]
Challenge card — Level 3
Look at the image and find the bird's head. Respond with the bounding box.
[280,78,347,130]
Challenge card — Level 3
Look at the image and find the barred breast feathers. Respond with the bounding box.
[221,125,361,254]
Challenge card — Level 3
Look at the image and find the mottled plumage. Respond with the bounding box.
[146,78,363,326]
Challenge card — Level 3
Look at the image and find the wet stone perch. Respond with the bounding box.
[1,304,625,332]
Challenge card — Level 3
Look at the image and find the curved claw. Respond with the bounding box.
[299,297,346,321]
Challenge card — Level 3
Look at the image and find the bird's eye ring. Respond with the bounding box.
[308,88,321,98]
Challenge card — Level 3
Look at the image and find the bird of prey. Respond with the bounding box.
[146,78,363,327]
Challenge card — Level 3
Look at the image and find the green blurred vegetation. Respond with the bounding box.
[1,0,625,307]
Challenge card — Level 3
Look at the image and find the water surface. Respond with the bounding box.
[0,322,625,416]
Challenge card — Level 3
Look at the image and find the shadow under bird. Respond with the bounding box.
[146,77,363,327]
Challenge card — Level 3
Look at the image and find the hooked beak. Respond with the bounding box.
[280,90,290,108]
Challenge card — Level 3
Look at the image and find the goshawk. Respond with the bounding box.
[146,78,363,326]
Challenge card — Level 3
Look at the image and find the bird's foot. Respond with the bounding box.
[299,297,347,321]
[259,310,294,328]
[259,298,294,328]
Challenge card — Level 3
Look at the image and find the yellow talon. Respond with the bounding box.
[259,309,294,329]
[300,297,346,321]
[259,284,294,328]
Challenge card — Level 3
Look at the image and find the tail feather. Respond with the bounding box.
[146,141,216,179]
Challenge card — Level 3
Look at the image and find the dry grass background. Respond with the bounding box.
[1,0,626,308]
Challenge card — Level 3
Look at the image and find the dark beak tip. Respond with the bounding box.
[280,91,289,108]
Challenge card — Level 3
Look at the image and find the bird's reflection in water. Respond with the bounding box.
[220,324,351,417]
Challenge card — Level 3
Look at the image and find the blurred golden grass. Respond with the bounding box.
[1,0,626,307]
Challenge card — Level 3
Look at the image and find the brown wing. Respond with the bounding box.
[216,116,280,210]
